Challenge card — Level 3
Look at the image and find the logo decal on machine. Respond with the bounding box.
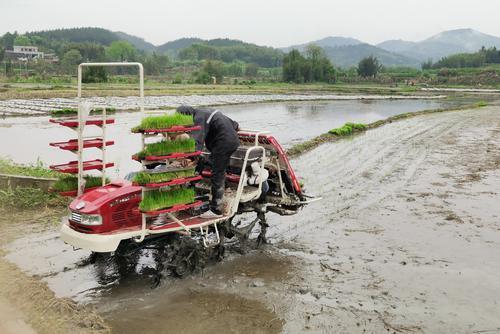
[110,194,140,207]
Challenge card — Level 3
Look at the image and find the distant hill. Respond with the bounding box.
[377,29,500,61]
[323,44,420,68]
[376,40,418,54]
[176,38,283,67]
[157,37,204,55]
[25,27,120,46]
[114,31,157,52]
[282,36,362,52]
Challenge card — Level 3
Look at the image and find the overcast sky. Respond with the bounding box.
[0,0,498,47]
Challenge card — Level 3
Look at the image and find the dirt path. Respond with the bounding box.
[0,297,36,334]
[271,105,500,332]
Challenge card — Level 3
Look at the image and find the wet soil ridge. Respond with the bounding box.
[274,105,500,332]
[287,102,488,157]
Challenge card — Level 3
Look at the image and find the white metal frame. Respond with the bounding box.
[76,62,144,195]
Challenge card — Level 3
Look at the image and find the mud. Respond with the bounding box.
[2,103,500,333]
[270,105,500,332]
[0,210,109,334]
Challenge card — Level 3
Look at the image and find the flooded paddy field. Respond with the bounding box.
[0,98,459,179]
[0,93,445,116]
[1,99,500,333]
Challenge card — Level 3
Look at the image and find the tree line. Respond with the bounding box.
[423,47,500,69]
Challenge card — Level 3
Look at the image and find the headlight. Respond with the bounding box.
[80,214,102,226]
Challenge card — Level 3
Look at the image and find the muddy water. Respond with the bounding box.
[3,102,500,332]
[0,99,450,178]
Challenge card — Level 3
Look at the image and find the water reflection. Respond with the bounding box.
[0,99,453,178]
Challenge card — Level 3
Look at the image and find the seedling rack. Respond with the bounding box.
[49,103,114,196]
[49,62,145,197]
[133,113,207,242]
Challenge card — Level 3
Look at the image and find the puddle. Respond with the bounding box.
[105,289,283,334]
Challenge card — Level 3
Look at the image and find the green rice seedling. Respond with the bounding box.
[136,138,196,159]
[345,122,367,131]
[139,187,195,212]
[133,168,195,185]
[132,113,194,132]
[329,122,367,136]
[52,175,108,192]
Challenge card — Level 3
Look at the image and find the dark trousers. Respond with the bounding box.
[210,146,237,213]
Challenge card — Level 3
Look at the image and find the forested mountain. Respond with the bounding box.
[176,38,283,67]
[322,44,420,68]
[25,27,120,46]
[157,37,204,55]
[114,31,157,52]
[4,27,500,71]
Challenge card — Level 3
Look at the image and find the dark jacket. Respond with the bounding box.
[177,106,240,153]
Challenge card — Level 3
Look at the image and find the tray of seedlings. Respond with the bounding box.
[50,175,109,197]
[133,113,205,216]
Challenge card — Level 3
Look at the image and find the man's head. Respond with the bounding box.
[177,105,196,115]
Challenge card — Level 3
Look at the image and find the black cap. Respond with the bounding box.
[177,105,196,115]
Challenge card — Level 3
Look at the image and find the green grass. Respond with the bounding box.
[477,101,488,107]
[51,175,108,192]
[50,107,117,116]
[0,158,61,178]
[139,187,195,212]
[133,168,195,185]
[136,138,195,159]
[132,113,194,132]
[0,187,67,210]
[329,123,367,136]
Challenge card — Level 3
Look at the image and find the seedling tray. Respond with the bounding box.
[49,159,114,174]
[141,200,203,215]
[132,151,202,162]
[50,138,114,151]
[135,125,201,134]
[50,118,115,128]
[134,175,202,188]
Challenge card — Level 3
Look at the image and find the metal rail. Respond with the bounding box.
[76,62,144,196]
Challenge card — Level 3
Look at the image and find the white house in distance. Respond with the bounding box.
[5,46,45,61]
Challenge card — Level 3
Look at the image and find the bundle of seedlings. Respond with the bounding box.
[329,122,367,136]
[51,175,108,192]
[133,168,196,185]
[132,113,194,132]
[139,187,195,212]
[136,138,196,159]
